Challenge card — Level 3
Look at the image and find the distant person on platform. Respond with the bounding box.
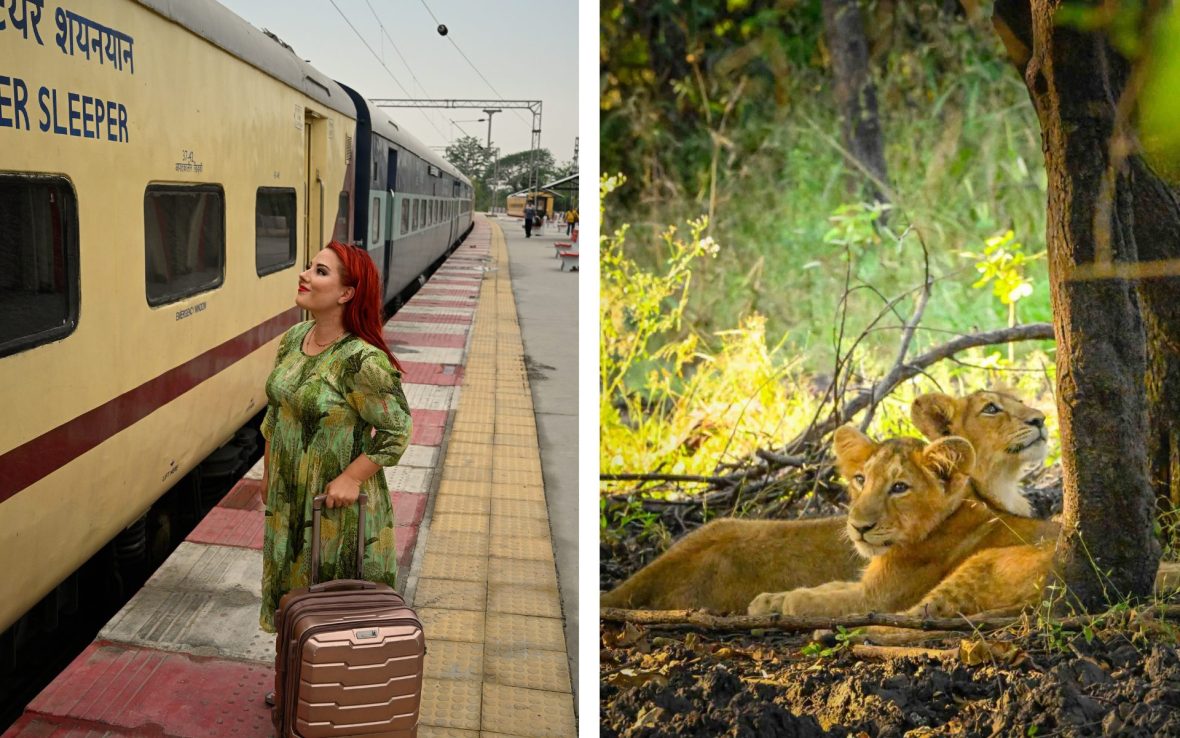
[565,207,578,237]
[524,202,536,238]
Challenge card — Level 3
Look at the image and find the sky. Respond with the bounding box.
[217,0,580,166]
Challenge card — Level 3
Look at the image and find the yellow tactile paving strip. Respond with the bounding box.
[416,223,575,737]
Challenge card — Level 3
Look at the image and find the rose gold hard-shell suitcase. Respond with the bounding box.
[273,494,424,738]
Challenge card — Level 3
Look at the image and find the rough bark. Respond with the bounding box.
[993,0,1158,608]
[822,0,890,203]
[1128,157,1180,509]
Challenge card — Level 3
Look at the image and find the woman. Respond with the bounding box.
[259,241,412,637]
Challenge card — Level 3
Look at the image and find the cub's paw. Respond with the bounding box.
[747,591,788,616]
[749,588,832,616]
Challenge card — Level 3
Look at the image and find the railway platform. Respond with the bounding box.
[2,215,578,737]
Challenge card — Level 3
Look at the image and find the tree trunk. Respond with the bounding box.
[1128,158,1180,510]
[993,0,1158,608]
[821,0,890,204]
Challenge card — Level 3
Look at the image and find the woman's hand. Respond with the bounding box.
[324,473,362,509]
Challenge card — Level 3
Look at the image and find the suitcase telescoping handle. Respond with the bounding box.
[309,493,367,586]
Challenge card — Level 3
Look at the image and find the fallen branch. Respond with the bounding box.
[600,607,1020,633]
[850,643,956,661]
[600,472,741,485]
[788,322,1056,450]
[600,602,1180,634]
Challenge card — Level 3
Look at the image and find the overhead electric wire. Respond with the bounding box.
[327,0,448,141]
[416,0,531,127]
[363,0,452,137]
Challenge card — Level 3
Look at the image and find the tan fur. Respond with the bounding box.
[600,390,1050,613]
[748,431,1058,617]
[910,390,1048,517]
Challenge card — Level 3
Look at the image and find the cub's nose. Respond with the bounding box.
[851,521,876,537]
[1027,416,1044,429]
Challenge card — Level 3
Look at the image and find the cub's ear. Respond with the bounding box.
[922,436,975,482]
[833,424,876,476]
[912,393,960,439]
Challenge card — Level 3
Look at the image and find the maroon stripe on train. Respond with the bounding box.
[0,307,301,505]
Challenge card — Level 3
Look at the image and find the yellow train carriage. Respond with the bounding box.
[0,0,356,633]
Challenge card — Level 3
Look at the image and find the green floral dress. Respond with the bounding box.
[259,321,412,632]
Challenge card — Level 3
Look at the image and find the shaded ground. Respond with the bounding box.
[600,624,1180,737]
[599,467,1180,737]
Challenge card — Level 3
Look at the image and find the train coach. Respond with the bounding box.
[0,0,473,637]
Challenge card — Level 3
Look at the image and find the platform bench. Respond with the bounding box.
[558,251,579,272]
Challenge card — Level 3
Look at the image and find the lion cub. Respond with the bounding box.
[747,427,1058,618]
[600,390,1049,613]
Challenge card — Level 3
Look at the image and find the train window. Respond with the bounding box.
[401,199,410,236]
[144,184,225,307]
[255,187,297,276]
[412,199,419,231]
[371,196,381,244]
[0,174,79,358]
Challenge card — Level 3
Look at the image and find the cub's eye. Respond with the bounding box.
[889,482,910,495]
[981,403,1001,415]
[852,474,865,485]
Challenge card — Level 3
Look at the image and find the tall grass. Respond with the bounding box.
[600,19,1061,494]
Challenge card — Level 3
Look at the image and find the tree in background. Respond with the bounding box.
[821,0,890,203]
[444,135,493,181]
[494,149,557,195]
[444,137,563,210]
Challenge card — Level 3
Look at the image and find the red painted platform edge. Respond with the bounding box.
[186,506,264,550]
[20,641,273,738]
[392,491,427,528]
[218,478,263,511]
[4,713,146,737]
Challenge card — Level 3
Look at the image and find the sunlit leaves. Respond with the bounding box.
[1140,4,1180,182]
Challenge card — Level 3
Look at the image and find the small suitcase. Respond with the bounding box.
[273,494,424,738]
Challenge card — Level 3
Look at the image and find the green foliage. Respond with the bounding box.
[599,176,1061,490]
[601,2,1053,373]
[801,626,864,659]
[443,141,561,210]
[444,135,492,180]
[961,230,1046,344]
[1140,4,1180,183]
[599,4,1064,500]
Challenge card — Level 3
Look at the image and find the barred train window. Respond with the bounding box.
[401,199,410,235]
[0,174,79,358]
[144,184,225,306]
[371,196,381,244]
[255,188,296,276]
[412,199,419,231]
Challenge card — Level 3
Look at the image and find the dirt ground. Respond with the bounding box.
[600,472,1180,737]
[600,624,1180,737]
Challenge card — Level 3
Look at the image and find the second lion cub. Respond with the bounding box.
[748,426,1058,618]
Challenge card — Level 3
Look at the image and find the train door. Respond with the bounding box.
[304,111,326,270]
[385,148,399,297]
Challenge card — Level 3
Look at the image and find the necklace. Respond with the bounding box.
[309,325,344,348]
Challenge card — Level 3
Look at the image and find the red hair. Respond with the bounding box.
[326,241,404,372]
